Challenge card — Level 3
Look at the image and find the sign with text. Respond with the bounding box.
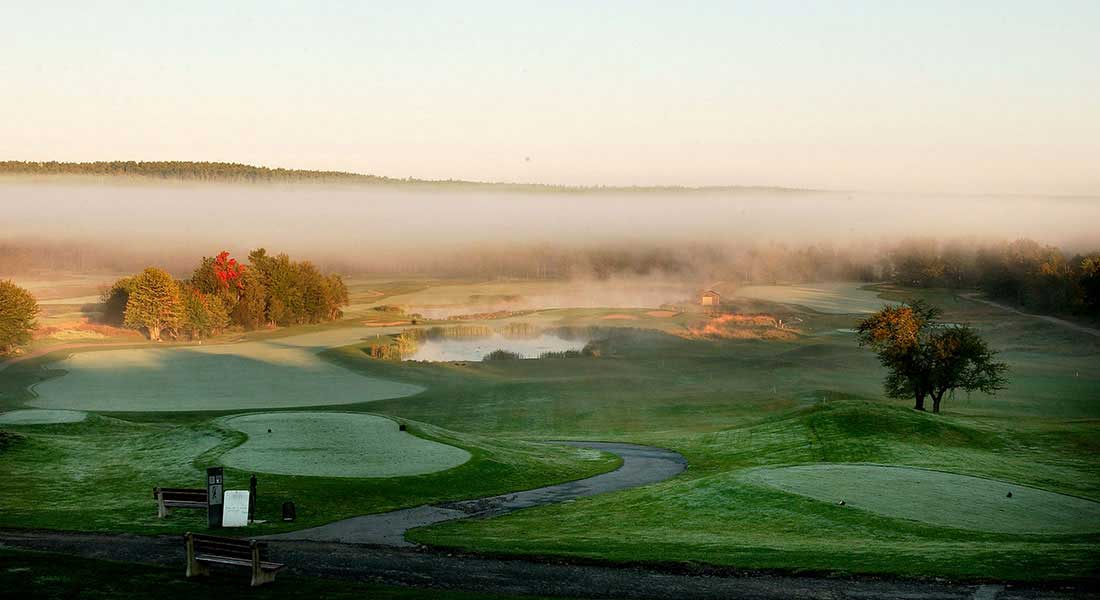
[222,490,250,527]
[206,466,224,528]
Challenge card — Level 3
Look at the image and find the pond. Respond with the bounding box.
[404,332,589,362]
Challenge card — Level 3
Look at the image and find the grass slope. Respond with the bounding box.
[411,402,1100,581]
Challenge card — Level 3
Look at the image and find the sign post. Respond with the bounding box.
[248,474,257,523]
[206,466,224,529]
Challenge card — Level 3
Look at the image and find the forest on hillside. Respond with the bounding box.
[0,161,393,184]
[0,161,803,193]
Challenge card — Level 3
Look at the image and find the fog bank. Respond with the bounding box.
[2,181,1098,275]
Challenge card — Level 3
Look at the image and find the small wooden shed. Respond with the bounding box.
[700,290,721,307]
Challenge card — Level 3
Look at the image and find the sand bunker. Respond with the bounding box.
[29,328,424,412]
[601,314,639,320]
[220,412,470,478]
[0,409,87,425]
[744,464,1100,534]
[645,310,678,318]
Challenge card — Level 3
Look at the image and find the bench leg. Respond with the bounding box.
[184,534,208,578]
[250,567,279,587]
[157,496,169,518]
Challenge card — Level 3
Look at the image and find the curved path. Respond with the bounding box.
[961,293,1100,338]
[265,441,687,546]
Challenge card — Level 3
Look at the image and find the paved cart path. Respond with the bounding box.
[1,529,1088,599]
[264,441,687,546]
[961,293,1100,338]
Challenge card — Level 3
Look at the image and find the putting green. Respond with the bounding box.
[0,409,87,425]
[219,412,471,478]
[27,328,424,412]
[743,464,1100,534]
[732,282,885,314]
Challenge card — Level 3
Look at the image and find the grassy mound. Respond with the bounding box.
[743,464,1100,534]
[220,412,470,478]
[410,401,1100,581]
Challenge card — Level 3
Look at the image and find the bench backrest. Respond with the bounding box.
[189,533,266,561]
[155,487,208,502]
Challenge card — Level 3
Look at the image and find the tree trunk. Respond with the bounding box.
[913,392,926,411]
[149,325,161,341]
[931,391,944,414]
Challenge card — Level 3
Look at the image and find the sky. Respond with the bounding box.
[2,1,1098,194]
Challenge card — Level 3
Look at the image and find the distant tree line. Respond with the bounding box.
[887,238,1100,317]
[103,249,348,341]
[0,161,392,184]
[0,160,806,193]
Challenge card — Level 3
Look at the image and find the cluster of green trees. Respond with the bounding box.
[0,280,39,355]
[889,238,1100,317]
[103,249,349,341]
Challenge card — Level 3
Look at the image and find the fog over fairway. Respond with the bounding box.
[3,181,1099,276]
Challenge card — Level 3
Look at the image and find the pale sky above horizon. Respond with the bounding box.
[3,1,1098,194]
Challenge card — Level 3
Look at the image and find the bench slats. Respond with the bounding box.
[185,532,285,586]
[195,555,285,571]
[164,500,207,508]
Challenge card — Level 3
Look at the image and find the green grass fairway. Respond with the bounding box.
[27,329,424,411]
[730,282,887,314]
[2,279,1098,581]
[0,409,87,424]
[221,412,470,477]
[743,464,1100,534]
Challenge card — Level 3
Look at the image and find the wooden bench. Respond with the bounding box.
[154,487,207,518]
[184,532,286,587]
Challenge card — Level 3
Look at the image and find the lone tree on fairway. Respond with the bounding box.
[124,267,182,341]
[856,300,1008,413]
[0,280,39,355]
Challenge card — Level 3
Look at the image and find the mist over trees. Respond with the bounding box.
[889,238,1100,317]
[3,236,1098,321]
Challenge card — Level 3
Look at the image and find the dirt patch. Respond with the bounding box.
[34,321,141,341]
[602,314,639,320]
[645,310,678,318]
[686,313,799,340]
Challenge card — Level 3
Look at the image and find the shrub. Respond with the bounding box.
[484,349,523,361]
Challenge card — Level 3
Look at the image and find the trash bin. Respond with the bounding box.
[282,501,296,522]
